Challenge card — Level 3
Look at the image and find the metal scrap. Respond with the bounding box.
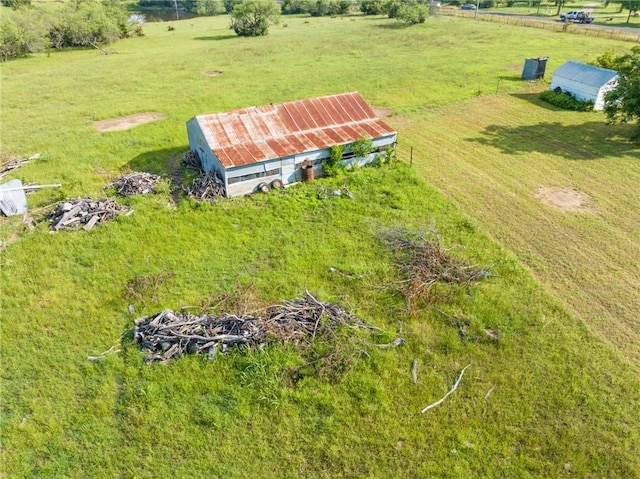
[0,180,28,216]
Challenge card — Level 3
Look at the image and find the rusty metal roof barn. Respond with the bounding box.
[193,92,395,168]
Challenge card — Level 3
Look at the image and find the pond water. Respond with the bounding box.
[129,8,201,23]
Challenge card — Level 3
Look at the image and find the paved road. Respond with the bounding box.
[454,9,640,35]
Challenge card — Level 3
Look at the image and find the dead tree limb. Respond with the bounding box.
[421,364,471,413]
[374,338,406,348]
[411,358,418,384]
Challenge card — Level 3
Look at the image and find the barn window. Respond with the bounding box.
[228,168,281,184]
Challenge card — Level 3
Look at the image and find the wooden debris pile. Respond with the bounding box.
[47,197,133,231]
[181,151,202,171]
[379,226,494,308]
[317,187,354,200]
[184,172,225,202]
[108,172,161,197]
[134,292,377,363]
[0,153,41,180]
[179,151,227,201]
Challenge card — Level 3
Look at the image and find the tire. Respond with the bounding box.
[257,182,270,193]
[271,179,283,189]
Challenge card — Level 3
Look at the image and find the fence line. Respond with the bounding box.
[441,10,640,43]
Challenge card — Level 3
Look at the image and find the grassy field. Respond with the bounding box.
[396,92,640,368]
[1,11,639,478]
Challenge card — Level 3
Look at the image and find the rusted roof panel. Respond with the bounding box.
[193,92,396,168]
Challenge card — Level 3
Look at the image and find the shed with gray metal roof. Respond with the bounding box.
[550,61,618,110]
[186,92,397,197]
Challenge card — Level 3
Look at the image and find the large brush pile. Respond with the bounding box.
[379,226,493,309]
[134,292,378,363]
[181,151,226,201]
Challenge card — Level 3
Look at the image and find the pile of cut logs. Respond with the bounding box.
[47,197,133,231]
[108,172,161,197]
[134,291,376,363]
[184,172,225,202]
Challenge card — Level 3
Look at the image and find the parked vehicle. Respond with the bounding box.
[560,10,593,23]
[461,3,477,10]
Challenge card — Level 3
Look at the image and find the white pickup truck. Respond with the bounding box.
[560,10,594,23]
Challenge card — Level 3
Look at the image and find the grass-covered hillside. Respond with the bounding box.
[1,11,639,478]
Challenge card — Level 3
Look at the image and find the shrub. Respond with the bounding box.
[351,134,375,157]
[386,0,402,18]
[360,0,387,14]
[281,0,349,15]
[324,144,344,177]
[0,9,49,61]
[539,90,594,112]
[230,0,280,36]
[194,0,226,15]
[281,0,308,14]
[396,1,428,24]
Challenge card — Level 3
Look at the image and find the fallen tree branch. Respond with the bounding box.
[87,345,121,361]
[421,363,471,413]
[411,358,418,384]
[374,337,406,349]
[484,386,494,400]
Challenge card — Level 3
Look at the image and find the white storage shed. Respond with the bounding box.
[550,61,618,111]
[186,92,397,197]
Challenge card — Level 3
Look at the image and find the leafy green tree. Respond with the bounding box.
[224,0,244,12]
[604,46,640,127]
[195,0,225,14]
[624,0,640,23]
[281,0,308,14]
[386,0,402,18]
[306,0,350,16]
[48,1,132,50]
[0,8,48,61]
[591,50,625,70]
[360,0,387,14]
[396,0,428,24]
[230,0,280,36]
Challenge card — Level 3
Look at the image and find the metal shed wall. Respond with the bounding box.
[550,61,618,111]
[186,117,227,184]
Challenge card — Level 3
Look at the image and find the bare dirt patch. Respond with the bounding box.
[94,112,167,132]
[371,106,393,118]
[535,186,597,212]
[203,70,223,77]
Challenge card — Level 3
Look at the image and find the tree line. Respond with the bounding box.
[0,0,143,61]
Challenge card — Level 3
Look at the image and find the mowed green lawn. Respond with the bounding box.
[395,92,640,368]
[1,12,639,478]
